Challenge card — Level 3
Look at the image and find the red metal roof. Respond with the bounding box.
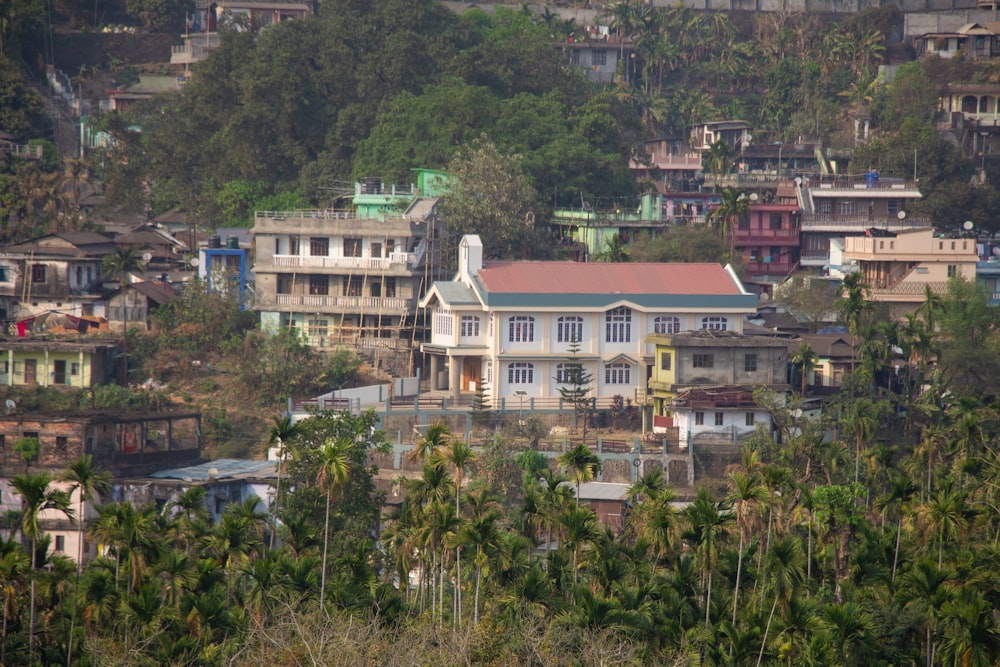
[478,262,741,295]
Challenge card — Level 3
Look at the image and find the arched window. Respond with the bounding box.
[605,362,631,385]
[508,362,534,385]
[555,363,569,384]
[557,316,583,343]
[508,316,535,343]
[605,307,632,343]
[701,316,728,332]
[654,316,681,334]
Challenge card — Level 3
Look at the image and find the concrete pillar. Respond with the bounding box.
[429,355,439,391]
[449,359,460,401]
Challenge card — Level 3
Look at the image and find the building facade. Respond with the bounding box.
[419,235,758,406]
[732,203,801,282]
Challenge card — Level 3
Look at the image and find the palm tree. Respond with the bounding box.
[455,508,501,624]
[11,472,73,662]
[834,271,872,369]
[103,246,146,383]
[409,420,450,463]
[791,342,818,396]
[704,139,733,177]
[433,438,474,624]
[682,487,734,628]
[558,505,600,589]
[0,550,28,665]
[727,469,765,625]
[918,484,973,567]
[267,414,301,551]
[840,397,880,485]
[558,443,601,507]
[756,536,805,667]
[317,437,352,604]
[60,455,112,573]
[706,186,749,262]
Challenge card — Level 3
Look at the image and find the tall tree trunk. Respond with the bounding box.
[320,493,331,606]
[704,570,713,629]
[756,595,779,667]
[732,532,744,625]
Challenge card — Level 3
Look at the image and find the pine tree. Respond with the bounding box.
[469,384,493,437]
[557,339,594,443]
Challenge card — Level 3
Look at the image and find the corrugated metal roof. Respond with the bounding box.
[478,262,742,296]
[150,458,276,482]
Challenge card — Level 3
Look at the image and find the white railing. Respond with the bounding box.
[271,254,411,270]
[270,294,408,310]
[255,209,358,221]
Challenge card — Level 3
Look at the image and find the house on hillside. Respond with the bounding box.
[419,235,758,407]
[791,333,856,388]
[797,175,928,271]
[252,173,446,372]
[106,280,177,332]
[841,229,978,316]
[0,338,118,387]
[731,203,801,283]
[646,330,789,417]
[914,22,1000,60]
[2,232,114,321]
[670,386,771,449]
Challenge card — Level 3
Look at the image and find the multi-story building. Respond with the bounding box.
[842,229,978,316]
[732,203,801,283]
[646,330,789,417]
[560,27,632,85]
[796,175,930,271]
[0,232,114,322]
[419,235,757,405]
[251,175,446,371]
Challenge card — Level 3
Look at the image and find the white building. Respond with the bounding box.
[418,235,758,406]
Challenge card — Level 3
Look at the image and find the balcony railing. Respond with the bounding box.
[744,260,797,275]
[801,214,932,230]
[267,294,409,311]
[868,281,949,299]
[270,253,412,271]
[733,228,800,243]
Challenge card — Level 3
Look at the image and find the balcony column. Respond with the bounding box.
[429,355,440,391]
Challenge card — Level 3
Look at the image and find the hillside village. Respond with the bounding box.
[3,0,1000,664]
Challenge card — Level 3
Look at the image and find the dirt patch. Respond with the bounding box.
[54,31,179,74]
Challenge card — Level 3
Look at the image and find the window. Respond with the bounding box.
[605,307,632,343]
[55,535,65,552]
[371,242,382,258]
[654,316,681,334]
[738,217,750,230]
[509,316,535,343]
[746,412,756,426]
[435,309,453,336]
[343,237,361,257]
[660,352,672,371]
[591,50,607,66]
[769,213,783,230]
[70,362,79,376]
[701,316,728,331]
[819,200,831,215]
[571,50,580,65]
[948,265,957,278]
[715,412,724,426]
[288,236,300,255]
[31,264,46,284]
[557,316,583,343]
[693,354,714,368]
[56,436,67,453]
[605,362,631,385]
[744,354,758,372]
[461,315,480,337]
[887,199,899,215]
[695,411,704,426]
[838,201,856,216]
[371,277,396,298]
[343,277,362,297]
[0,267,9,282]
[555,362,572,384]
[310,237,329,257]
[308,319,328,337]
[508,362,534,384]
[0,361,7,375]
[309,276,329,296]
[277,274,293,294]
[385,239,395,256]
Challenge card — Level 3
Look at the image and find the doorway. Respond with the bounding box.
[23,359,36,384]
[461,358,481,393]
[54,360,66,385]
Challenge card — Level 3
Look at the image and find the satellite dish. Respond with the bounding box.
[208,467,219,479]
[189,257,200,267]
[749,193,759,202]
[963,220,975,231]
[897,210,907,220]
[5,399,15,414]
[794,177,802,186]
[141,252,152,262]
[992,246,1000,256]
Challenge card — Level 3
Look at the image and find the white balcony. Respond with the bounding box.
[269,294,409,312]
[270,253,413,271]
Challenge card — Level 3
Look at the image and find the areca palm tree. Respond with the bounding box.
[317,437,352,604]
[682,487,734,629]
[409,420,450,464]
[455,508,501,624]
[267,414,301,551]
[593,233,630,262]
[558,443,601,508]
[558,505,600,589]
[11,472,73,662]
[727,469,765,625]
[60,455,112,573]
[834,271,872,369]
[756,536,805,667]
[0,550,28,665]
[791,342,818,396]
[841,397,880,484]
